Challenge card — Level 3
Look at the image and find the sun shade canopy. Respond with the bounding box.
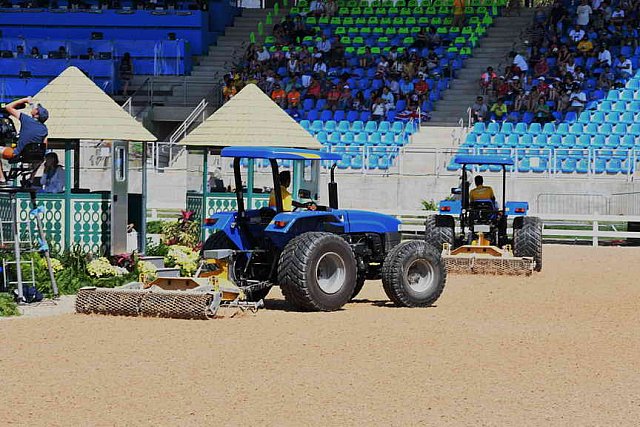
[179,84,321,149]
[454,155,514,166]
[26,66,156,142]
[221,146,342,161]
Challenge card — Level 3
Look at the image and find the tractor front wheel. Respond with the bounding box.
[382,240,446,307]
[278,232,357,311]
[513,217,543,272]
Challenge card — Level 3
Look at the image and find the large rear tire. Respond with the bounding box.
[382,240,446,307]
[513,216,543,272]
[202,231,272,301]
[424,215,454,250]
[278,232,357,311]
[350,274,366,300]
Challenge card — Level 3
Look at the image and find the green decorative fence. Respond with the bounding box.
[0,193,110,254]
[187,192,270,222]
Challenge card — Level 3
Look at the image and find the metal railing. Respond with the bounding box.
[122,97,132,116]
[169,98,209,144]
[379,210,640,247]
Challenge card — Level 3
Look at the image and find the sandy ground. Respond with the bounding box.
[1,245,639,426]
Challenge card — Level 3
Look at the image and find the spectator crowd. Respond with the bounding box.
[471,0,639,124]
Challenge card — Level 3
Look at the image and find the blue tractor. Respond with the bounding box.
[424,155,543,275]
[202,146,446,311]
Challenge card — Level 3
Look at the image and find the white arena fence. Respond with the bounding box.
[377,210,640,247]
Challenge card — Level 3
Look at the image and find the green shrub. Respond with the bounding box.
[146,220,165,234]
[421,199,439,211]
[0,293,19,317]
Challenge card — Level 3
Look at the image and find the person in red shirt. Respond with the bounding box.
[414,76,429,100]
[305,79,322,100]
[326,84,341,109]
[271,84,287,108]
[287,87,301,109]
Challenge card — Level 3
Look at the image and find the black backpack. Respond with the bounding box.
[13,286,43,304]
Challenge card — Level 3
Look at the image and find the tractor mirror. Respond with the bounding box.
[298,189,312,199]
[451,187,462,195]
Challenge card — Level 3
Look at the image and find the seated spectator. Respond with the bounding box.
[514,89,530,112]
[270,84,287,108]
[577,35,594,55]
[399,76,414,101]
[569,25,586,43]
[576,0,592,27]
[490,98,508,121]
[414,75,429,99]
[371,98,386,122]
[40,152,65,194]
[470,96,488,123]
[567,84,587,115]
[359,47,374,68]
[222,82,237,101]
[309,0,324,16]
[352,91,370,112]
[614,54,633,78]
[30,47,40,59]
[479,66,497,93]
[14,45,25,58]
[325,0,337,17]
[257,45,270,63]
[595,43,612,67]
[287,86,301,110]
[326,84,341,109]
[380,86,395,110]
[338,85,353,110]
[316,34,331,56]
[533,97,552,123]
[534,55,549,77]
[509,51,529,76]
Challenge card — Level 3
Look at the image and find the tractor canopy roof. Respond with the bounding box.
[454,155,514,166]
[221,146,342,161]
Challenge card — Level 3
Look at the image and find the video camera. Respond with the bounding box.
[0,104,18,146]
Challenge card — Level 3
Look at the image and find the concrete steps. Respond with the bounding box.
[427,10,535,127]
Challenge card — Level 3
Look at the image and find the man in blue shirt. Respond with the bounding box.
[1,97,48,183]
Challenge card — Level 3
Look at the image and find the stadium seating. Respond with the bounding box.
[456,73,640,175]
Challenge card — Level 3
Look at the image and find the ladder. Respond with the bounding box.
[0,188,58,302]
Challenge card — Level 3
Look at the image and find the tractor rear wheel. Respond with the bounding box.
[513,217,543,272]
[424,215,454,251]
[202,231,272,302]
[278,232,357,311]
[382,240,446,307]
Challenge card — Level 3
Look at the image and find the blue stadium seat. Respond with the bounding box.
[564,112,578,123]
[337,120,351,133]
[472,122,486,133]
[369,132,382,144]
[506,134,519,148]
[620,112,635,124]
[578,111,591,123]
[300,119,311,130]
[521,134,533,147]
[584,123,599,135]
[556,123,569,135]
[390,121,404,134]
[606,135,621,148]
[534,134,548,147]
[621,134,636,148]
[518,158,530,173]
[324,120,337,132]
[576,159,589,174]
[351,120,364,132]
[606,158,622,174]
[594,158,606,174]
[320,110,333,121]
[351,155,363,169]
[307,110,319,121]
[562,158,577,173]
[613,123,627,135]
[592,135,606,148]
[316,131,328,144]
[342,132,355,144]
[364,121,378,133]
[311,120,324,132]
[328,132,341,145]
[531,158,548,173]
[607,89,621,100]
[360,111,371,122]
[542,122,556,134]
[487,122,500,135]
[500,122,514,134]
[334,110,346,122]
[494,134,505,146]
[355,133,368,145]
[383,133,396,145]
[630,123,640,135]
[522,112,534,124]
[513,122,528,135]
[548,134,562,148]
[303,98,315,111]
[528,123,542,134]
[378,121,391,133]
[346,110,360,122]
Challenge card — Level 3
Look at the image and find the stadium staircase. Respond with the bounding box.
[128,8,279,126]
[427,8,534,126]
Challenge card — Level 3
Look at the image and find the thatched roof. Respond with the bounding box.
[179,83,320,149]
[23,66,156,141]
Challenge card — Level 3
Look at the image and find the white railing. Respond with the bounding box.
[122,97,132,116]
[169,98,208,144]
[377,210,640,247]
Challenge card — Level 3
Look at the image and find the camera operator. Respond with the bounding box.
[1,97,49,184]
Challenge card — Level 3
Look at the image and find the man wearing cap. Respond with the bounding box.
[1,97,48,183]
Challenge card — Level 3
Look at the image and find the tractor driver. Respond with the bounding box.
[268,170,316,211]
[469,175,496,208]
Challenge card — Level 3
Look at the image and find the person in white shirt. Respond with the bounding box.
[576,0,592,26]
[313,61,327,74]
[597,44,612,67]
[257,46,270,63]
[569,26,585,43]
[309,0,324,16]
[615,55,632,78]
[316,35,331,54]
[510,51,529,74]
[591,0,602,10]
[568,85,587,115]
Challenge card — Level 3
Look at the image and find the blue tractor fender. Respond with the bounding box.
[505,201,529,216]
[438,199,462,215]
[340,210,401,234]
[264,210,345,248]
[204,211,253,250]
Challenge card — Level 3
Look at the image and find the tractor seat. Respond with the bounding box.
[5,142,46,188]
[468,199,498,224]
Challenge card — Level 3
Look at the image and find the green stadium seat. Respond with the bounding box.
[298,0,308,7]
[330,17,341,26]
[305,16,317,25]
[398,27,409,35]
[356,17,367,26]
[408,0,419,6]
[289,7,300,14]
[343,17,354,25]
[384,27,397,36]
[392,17,404,26]
[431,17,443,25]
[340,36,352,45]
[410,26,421,35]
[395,0,406,7]
[418,17,430,25]
[468,16,481,25]
[352,36,364,46]
[264,35,276,45]
[377,36,390,46]
[482,15,493,26]
[345,46,356,55]
[367,16,379,26]
[363,7,374,15]
[356,46,366,55]
[400,7,411,15]
[443,16,453,25]
[425,6,436,15]
[477,6,488,15]
[371,47,381,54]
[338,7,350,14]
[403,36,415,45]
[347,27,359,35]
[372,27,384,36]
[436,27,448,35]
[318,16,329,26]
[335,27,346,36]
[382,0,393,6]
[461,26,474,35]
[405,16,417,25]
[360,27,371,35]
[375,7,387,15]
[351,7,362,15]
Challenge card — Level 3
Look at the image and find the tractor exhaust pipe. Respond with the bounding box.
[329,163,338,209]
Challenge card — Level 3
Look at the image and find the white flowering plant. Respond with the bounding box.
[137,260,158,281]
[165,245,199,276]
[87,257,120,278]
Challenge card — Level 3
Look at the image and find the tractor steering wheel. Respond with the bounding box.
[293,201,317,212]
